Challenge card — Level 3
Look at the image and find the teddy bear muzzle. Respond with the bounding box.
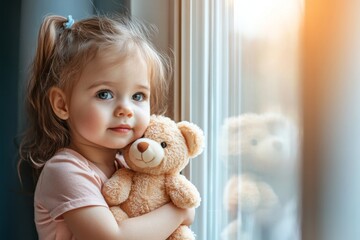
[128,138,165,168]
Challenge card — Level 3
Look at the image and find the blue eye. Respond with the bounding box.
[97,90,113,100]
[132,92,145,101]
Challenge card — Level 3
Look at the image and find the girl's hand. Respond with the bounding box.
[181,207,196,226]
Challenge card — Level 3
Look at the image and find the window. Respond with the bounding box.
[177,0,303,239]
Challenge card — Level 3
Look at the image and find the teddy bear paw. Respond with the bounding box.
[257,182,279,208]
[167,225,196,240]
[110,206,129,224]
[224,175,262,214]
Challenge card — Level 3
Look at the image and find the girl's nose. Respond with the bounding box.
[114,102,134,118]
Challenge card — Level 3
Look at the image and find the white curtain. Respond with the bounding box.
[180,0,303,239]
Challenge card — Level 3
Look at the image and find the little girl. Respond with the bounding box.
[19,14,194,240]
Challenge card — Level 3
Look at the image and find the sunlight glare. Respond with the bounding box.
[233,0,303,38]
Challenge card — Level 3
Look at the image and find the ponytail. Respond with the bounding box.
[19,16,70,178]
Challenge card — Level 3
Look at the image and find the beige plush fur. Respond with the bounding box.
[102,115,204,240]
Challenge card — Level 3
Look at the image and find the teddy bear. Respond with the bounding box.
[102,115,204,240]
[220,112,300,240]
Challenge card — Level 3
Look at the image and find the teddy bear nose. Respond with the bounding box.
[137,142,149,153]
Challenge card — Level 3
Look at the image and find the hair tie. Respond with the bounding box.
[63,15,74,29]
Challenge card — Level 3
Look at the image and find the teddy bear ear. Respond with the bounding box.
[177,121,205,158]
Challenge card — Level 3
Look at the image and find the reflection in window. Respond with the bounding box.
[181,0,303,239]
[220,113,300,240]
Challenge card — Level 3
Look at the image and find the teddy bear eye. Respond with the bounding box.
[161,142,167,148]
[251,139,258,146]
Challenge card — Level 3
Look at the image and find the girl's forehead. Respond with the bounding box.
[97,44,143,63]
[76,46,150,86]
[87,47,148,74]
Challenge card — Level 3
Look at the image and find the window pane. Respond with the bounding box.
[184,0,303,239]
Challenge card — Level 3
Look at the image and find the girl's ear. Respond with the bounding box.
[49,87,69,120]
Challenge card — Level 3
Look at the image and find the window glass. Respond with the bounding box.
[183,1,303,239]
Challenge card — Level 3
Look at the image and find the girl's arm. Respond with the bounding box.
[63,202,195,240]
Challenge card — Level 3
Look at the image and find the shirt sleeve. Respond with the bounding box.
[36,155,108,220]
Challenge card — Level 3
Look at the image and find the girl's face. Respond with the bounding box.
[66,49,151,150]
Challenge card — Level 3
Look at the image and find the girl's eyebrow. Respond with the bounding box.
[87,81,151,91]
[87,80,116,89]
[136,84,150,91]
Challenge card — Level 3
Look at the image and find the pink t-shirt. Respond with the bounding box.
[34,148,121,240]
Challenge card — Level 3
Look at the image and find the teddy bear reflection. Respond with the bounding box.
[220,113,299,240]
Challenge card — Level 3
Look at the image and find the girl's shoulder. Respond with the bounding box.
[46,148,91,168]
[37,148,106,193]
[34,148,108,218]
[54,147,87,160]
[43,148,108,183]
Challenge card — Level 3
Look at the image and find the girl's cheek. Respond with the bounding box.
[74,106,107,131]
[137,114,150,136]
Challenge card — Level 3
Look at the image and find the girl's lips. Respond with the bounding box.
[110,125,132,133]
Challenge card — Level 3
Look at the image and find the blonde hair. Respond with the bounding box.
[19,14,170,178]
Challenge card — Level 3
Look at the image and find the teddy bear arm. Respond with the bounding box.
[257,181,279,208]
[223,175,262,213]
[102,168,134,206]
[166,175,201,209]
